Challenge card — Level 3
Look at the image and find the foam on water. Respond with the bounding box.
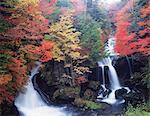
[97,37,130,105]
[15,62,68,116]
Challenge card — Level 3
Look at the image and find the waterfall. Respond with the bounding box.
[97,37,130,104]
[125,56,133,79]
[15,62,68,116]
[97,57,122,104]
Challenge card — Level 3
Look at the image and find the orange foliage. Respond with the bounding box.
[39,0,57,15]
[0,74,12,85]
[0,0,56,104]
[75,76,88,85]
[0,86,14,103]
[140,3,150,18]
[24,40,53,62]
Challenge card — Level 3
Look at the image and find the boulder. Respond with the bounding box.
[80,81,100,99]
[83,89,95,100]
[1,102,19,116]
[98,85,111,98]
[52,87,80,104]
[115,88,128,100]
[88,81,100,91]
[124,89,145,106]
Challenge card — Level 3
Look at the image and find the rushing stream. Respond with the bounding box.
[97,37,130,104]
[15,62,68,116]
[14,38,130,116]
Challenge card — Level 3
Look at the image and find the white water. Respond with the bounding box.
[97,37,130,104]
[15,62,68,116]
[97,57,123,104]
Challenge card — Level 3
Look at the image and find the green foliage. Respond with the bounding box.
[74,98,102,110]
[125,103,150,116]
[0,53,11,63]
[84,100,102,110]
[75,14,102,64]
[0,53,12,74]
[141,66,150,89]
[46,7,61,23]
[44,34,55,40]
[0,20,13,32]
[56,0,71,7]
[132,56,150,89]
[87,4,111,30]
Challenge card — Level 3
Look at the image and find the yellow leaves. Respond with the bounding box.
[0,74,12,85]
[64,64,71,68]
[5,0,39,10]
[49,12,82,61]
[16,0,39,8]
[74,66,90,75]
[52,45,64,62]
[69,52,80,59]
[48,11,90,76]
[69,44,80,50]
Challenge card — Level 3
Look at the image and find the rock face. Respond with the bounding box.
[35,60,100,106]
[1,102,19,116]
[35,54,149,107]
[114,54,148,86]
[115,88,128,100]
[114,54,149,105]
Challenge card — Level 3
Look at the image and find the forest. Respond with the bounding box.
[0,0,149,116]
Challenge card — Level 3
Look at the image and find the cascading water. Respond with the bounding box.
[15,62,68,116]
[125,56,133,79]
[97,37,130,104]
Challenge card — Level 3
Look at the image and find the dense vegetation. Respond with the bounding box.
[0,0,110,104]
[114,0,149,114]
[0,0,149,115]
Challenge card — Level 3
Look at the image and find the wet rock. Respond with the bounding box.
[98,85,111,98]
[103,89,111,98]
[1,102,19,116]
[124,90,145,106]
[80,80,100,99]
[80,81,89,98]
[115,54,149,85]
[83,89,95,100]
[73,98,103,110]
[115,88,128,100]
[42,60,65,86]
[88,81,100,91]
[52,87,80,104]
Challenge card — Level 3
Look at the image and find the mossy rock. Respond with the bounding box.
[83,89,95,100]
[74,98,103,110]
[53,87,80,99]
[88,81,100,91]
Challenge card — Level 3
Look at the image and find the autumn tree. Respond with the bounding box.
[45,12,89,85]
[115,0,150,56]
[75,14,102,64]
[0,0,56,104]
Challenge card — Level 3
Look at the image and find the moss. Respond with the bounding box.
[53,87,80,99]
[125,103,150,116]
[74,98,102,110]
[84,89,95,100]
[84,100,102,110]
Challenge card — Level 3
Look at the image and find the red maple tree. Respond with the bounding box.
[115,0,150,56]
[0,0,56,103]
